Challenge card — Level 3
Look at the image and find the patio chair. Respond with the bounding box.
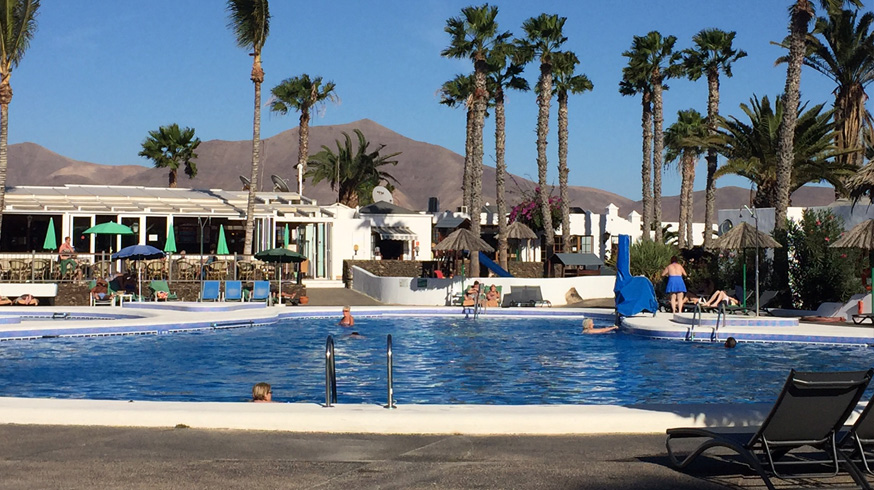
[8,259,29,282]
[236,261,256,281]
[146,260,166,280]
[224,280,243,302]
[249,280,271,304]
[200,280,220,302]
[206,261,229,281]
[148,280,178,301]
[174,260,197,281]
[666,369,874,490]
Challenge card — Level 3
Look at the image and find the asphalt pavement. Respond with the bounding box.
[0,425,865,489]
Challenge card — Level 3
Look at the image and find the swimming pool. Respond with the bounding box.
[0,315,871,405]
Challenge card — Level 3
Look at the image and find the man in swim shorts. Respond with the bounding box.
[661,256,688,313]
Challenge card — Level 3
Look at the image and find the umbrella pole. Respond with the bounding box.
[138,263,142,301]
[278,265,282,307]
[870,250,873,314]
[742,251,747,308]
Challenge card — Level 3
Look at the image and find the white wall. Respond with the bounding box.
[717,207,805,235]
[328,204,371,280]
[351,266,616,306]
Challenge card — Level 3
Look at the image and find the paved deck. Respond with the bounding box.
[2,425,864,489]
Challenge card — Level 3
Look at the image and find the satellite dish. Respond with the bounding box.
[239,175,251,190]
[372,185,393,204]
[271,174,290,192]
[718,219,734,236]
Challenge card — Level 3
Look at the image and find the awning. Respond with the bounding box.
[552,253,604,267]
[373,226,417,240]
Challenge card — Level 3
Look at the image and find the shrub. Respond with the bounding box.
[630,239,678,295]
[508,187,561,233]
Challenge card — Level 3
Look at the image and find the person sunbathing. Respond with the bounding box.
[704,290,740,308]
[13,294,38,306]
[485,284,500,307]
[90,279,113,302]
[0,296,12,306]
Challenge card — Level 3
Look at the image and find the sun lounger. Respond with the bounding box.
[853,314,874,325]
[505,286,551,307]
[666,369,874,490]
[200,280,220,302]
[148,280,178,301]
[88,280,116,307]
[839,392,874,474]
[224,281,243,302]
[249,281,271,304]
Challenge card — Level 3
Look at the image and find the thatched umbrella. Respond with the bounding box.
[831,219,874,312]
[505,221,537,262]
[847,161,874,204]
[434,228,494,282]
[434,228,494,253]
[708,222,782,315]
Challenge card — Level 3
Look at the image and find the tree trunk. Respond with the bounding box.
[558,90,570,252]
[685,155,697,247]
[495,89,509,270]
[641,90,653,241]
[297,108,310,195]
[537,62,555,274]
[776,1,812,230]
[704,70,720,248]
[834,83,866,198]
[0,98,9,243]
[243,54,264,256]
[169,169,177,188]
[463,107,473,212]
[470,56,489,278]
[677,154,689,249]
[652,71,665,243]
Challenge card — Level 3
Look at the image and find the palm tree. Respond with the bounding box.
[442,4,510,277]
[0,0,39,240]
[803,8,874,174]
[269,74,338,195]
[226,0,270,255]
[306,129,400,207]
[138,124,201,188]
[623,32,682,243]
[683,28,746,247]
[664,109,707,248]
[620,61,654,241]
[714,95,853,207]
[488,43,529,270]
[775,0,861,230]
[438,74,475,212]
[517,13,567,271]
[552,51,593,251]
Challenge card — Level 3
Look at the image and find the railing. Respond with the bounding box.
[686,303,702,341]
[385,334,395,409]
[712,302,727,342]
[324,335,337,407]
[0,252,302,284]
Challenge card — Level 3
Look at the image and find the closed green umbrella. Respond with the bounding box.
[42,218,57,251]
[217,224,229,255]
[164,225,177,253]
[284,224,290,247]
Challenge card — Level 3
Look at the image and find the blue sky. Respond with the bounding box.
[10,1,844,201]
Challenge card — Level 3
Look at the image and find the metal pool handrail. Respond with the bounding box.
[712,302,726,342]
[686,304,702,341]
[385,334,395,409]
[325,335,337,407]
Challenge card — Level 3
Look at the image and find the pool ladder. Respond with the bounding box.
[324,334,396,409]
[685,303,726,342]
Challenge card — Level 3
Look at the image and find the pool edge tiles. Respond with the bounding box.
[0,396,781,435]
[622,312,874,345]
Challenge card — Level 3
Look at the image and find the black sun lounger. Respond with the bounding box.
[840,392,874,474]
[666,369,874,490]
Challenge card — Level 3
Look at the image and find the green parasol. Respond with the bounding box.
[283,224,290,247]
[83,222,135,235]
[255,247,305,303]
[164,225,177,253]
[217,224,229,255]
[42,217,58,250]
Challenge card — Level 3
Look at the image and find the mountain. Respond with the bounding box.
[5,118,837,217]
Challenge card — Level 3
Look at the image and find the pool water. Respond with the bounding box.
[0,315,872,405]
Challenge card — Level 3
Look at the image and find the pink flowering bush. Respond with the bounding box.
[508,187,561,232]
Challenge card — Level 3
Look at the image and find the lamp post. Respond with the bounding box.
[743,205,760,316]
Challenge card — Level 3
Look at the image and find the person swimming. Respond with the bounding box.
[339,306,354,327]
[582,318,619,334]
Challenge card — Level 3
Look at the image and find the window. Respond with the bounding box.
[579,236,593,254]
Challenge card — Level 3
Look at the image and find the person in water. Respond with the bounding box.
[582,318,619,334]
[339,306,354,326]
[252,382,273,403]
[661,256,688,313]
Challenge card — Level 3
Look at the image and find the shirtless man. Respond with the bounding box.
[661,256,688,314]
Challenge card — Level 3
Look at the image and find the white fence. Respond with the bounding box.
[350,266,616,306]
